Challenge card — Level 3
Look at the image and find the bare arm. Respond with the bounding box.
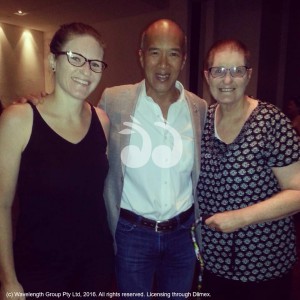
[0,105,32,299]
[94,107,110,142]
[206,161,300,233]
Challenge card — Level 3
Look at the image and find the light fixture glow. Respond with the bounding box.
[14,10,28,16]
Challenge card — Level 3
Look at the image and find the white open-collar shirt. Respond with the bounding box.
[120,81,194,220]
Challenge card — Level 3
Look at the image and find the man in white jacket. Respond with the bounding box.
[99,19,207,299]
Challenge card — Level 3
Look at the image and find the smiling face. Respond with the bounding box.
[139,20,186,102]
[53,35,104,101]
[204,49,252,106]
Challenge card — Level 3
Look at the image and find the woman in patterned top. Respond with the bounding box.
[197,39,300,300]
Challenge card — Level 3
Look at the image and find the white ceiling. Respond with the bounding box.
[0,0,169,32]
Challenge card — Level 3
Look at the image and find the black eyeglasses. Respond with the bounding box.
[56,51,108,73]
[208,66,250,78]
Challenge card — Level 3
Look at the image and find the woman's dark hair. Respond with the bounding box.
[50,22,105,55]
[205,39,250,70]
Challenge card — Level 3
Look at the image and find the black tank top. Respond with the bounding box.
[14,103,113,267]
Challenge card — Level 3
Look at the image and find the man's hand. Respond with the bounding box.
[12,92,47,105]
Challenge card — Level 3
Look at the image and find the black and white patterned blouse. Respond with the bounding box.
[197,101,300,282]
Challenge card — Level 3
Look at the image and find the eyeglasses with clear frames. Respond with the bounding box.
[56,51,108,73]
[208,66,250,78]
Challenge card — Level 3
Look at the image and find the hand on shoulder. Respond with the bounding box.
[11,92,47,105]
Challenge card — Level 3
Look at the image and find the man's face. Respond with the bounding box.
[139,24,186,101]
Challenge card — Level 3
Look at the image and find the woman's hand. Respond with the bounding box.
[205,210,247,233]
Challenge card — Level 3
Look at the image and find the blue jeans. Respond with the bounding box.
[115,213,196,300]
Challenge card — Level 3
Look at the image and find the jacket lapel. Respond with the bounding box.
[119,81,144,175]
[185,92,202,192]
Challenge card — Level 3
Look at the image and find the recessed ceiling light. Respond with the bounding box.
[14,10,28,16]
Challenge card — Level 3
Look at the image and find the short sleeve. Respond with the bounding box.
[264,105,300,167]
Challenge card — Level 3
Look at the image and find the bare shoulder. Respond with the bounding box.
[0,103,33,127]
[0,104,33,149]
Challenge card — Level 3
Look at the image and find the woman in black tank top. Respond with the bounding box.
[0,23,114,299]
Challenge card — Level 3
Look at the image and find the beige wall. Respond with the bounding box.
[0,23,44,106]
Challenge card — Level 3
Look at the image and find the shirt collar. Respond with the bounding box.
[140,80,185,104]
